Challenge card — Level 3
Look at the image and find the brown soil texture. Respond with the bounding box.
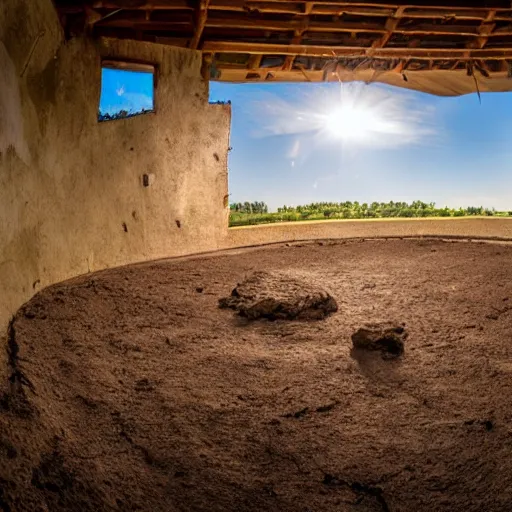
[2,238,512,512]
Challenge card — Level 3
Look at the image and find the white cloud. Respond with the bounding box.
[249,82,441,158]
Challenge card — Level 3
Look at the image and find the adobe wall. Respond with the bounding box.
[0,0,231,333]
[224,218,512,249]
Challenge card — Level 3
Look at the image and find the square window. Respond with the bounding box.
[98,62,155,122]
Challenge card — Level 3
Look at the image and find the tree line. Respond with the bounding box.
[230,201,269,214]
[276,201,498,218]
[229,200,510,227]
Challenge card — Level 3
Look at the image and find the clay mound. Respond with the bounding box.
[351,322,408,357]
[219,271,338,321]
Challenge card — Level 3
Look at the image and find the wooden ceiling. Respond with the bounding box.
[53,1,512,94]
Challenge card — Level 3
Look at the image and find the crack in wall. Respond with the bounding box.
[1,317,35,417]
[323,473,391,512]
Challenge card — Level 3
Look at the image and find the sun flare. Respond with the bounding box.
[253,81,437,157]
[324,104,381,141]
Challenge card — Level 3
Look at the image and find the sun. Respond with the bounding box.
[324,103,382,142]
[321,85,401,143]
[253,81,436,153]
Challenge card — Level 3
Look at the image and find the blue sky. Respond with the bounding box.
[99,68,154,115]
[210,81,512,212]
[100,68,511,212]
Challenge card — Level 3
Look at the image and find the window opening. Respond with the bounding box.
[98,61,155,122]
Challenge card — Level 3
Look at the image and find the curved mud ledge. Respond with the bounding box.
[7,235,512,304]
[2,217,512,333]
[224,217,512,252]
[123,233,512,270]
[1,232,510,362]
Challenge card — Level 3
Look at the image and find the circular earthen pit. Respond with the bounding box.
[1,238,512,512]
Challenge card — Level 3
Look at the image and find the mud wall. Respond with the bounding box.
[0,0,231,333]
[225,218,512,249]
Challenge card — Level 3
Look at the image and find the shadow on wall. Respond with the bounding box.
[0,42,31,164]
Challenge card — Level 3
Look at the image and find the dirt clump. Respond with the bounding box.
[219,270,338,321]
[351,322,407,357]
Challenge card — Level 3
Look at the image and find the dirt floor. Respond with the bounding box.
[2,238,512,512]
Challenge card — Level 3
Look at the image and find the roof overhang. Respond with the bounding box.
[53,1,512,95]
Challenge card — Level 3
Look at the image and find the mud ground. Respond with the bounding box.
[2,238,512,511]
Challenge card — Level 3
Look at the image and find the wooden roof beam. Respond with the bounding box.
[92,16,512,38]
[304,1,314,16]
[75,3,512,22]
[211,66,512,85]
[249,0,506,7]
[95,19,193,29]
[245,55,265,79]
[91,1,192,10]
[83,2,511,19]
[207,2,396,17]
[247,54,263,69]
[206,18,385,33]
[203,17,386,33]
[282,32,302,71]
[200,17,512,37]
[190,0,210,49]
[209,0,508,9]
[282,50,296,73]
[473,10,497,49]
[202,41,512,60]
[282,4,311,71]
[371,5,405,49]
[208,2,511,15]
[401,7,510,21]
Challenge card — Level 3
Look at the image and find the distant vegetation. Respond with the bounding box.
[229,201,511,227]
[230,202,269,214]
[98,108,153,122]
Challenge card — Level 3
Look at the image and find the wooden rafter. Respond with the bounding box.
[474,10,497,49]
[245,54,263,78]
[247,54,263,69]
[65,2,512,21]
[190,0,210,49]
[203,41,512,60]
[93,11,512,39]
[86,1,512,18]
[466,10,498,79]
[201,17,512,37]
[90,1,192,10]
[282,34,300,72]
[281,1,313,71]
[371,6,405,49]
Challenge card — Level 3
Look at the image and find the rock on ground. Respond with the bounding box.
[219,271,338,321]
[351,322,408,357]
